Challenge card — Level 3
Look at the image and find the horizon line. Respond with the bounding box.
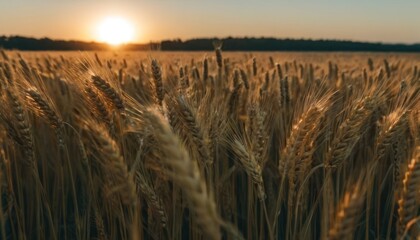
[2,34,420,46]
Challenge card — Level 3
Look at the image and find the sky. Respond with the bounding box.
[0,0,419,44]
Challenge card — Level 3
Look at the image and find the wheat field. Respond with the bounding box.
[0,49,419,240]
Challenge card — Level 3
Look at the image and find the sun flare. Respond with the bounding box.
[97,17,134,45]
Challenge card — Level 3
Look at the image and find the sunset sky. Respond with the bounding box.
[1,0,419,44]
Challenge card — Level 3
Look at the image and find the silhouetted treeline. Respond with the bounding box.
[1,35,420,52]
[161,37,420,52]
[0,36,152,51]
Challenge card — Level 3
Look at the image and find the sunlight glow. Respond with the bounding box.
[97,17,134,45]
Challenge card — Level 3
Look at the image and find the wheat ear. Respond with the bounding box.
[151,59,164,106]
[144,109,221,240]
[25,88,65,146]
[232,139,265,200]
[91,75,125,111]
[328,185,366,240]
[6,89,34,167]
[84,123,136,206]
[397,147,420,238]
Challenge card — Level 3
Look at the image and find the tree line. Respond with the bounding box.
[1,35,419,52]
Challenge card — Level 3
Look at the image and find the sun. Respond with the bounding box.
[97,17,135,45]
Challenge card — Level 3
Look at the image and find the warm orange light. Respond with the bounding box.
[97,17,134,45]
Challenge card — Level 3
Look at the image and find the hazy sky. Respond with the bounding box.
[1,0,419,44]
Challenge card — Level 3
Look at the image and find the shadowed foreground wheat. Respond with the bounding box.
[0,49,419,239]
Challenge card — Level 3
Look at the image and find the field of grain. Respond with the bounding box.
[0,50,419,239]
